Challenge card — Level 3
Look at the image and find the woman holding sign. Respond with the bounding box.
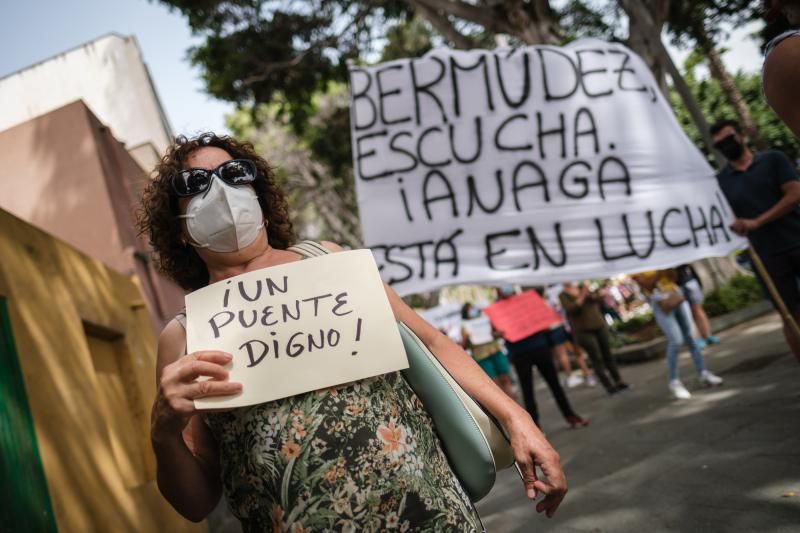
[633,270,723,400]
[138,133,567,531]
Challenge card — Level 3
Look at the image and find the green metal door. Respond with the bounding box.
[0,298,58,532]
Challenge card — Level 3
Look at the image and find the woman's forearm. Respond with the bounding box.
[756,184,800,227]
[152,431,221,522]
[384,282,530,428]
[427,334,528,426]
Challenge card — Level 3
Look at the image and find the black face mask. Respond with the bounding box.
[714,134,744,161]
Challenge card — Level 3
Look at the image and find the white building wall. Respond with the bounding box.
[0,33,172,162]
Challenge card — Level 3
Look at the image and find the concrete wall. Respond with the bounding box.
[694,256,744,293]
[0,101,131,273]
[0,33,172,163]
[0,207,205,533]
[0,100,185,331]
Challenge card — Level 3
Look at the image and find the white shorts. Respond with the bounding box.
[683,279,704,305]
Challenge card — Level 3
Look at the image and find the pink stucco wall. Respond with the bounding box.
[0,100,184,332]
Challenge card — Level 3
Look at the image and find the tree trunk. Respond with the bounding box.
[619,0,723,166]
[503,0,562,45]
[661,43,725,166]
[705,46,768,150]
[414,0,561,45]
[694,256,742,292]
[408,0,475,49]
[619,0,670,94]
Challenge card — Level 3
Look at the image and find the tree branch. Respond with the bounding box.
[239,4,375,88]
[618,0,721,164]
[409,0,476,49]
[414,0,512,34]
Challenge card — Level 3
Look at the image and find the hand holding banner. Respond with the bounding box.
[185,250,408,409]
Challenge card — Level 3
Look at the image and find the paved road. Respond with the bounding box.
[476,311,800,533]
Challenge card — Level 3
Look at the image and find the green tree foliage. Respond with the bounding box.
[558,0,623,43]
[702,274,764,317]
[379,15,435,61]
[665,0,762,48]
[159,0,411,134]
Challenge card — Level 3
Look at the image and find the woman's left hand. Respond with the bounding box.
[506,411,567,518]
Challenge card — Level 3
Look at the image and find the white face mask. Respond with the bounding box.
[178,178,264,252]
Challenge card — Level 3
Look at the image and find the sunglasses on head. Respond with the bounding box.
[171,159,258,197]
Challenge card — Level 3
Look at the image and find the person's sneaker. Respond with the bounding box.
[706,335,721,345]
[566,374,585,388]
[565,415,590,429]
[700,370,723,387]
[669,379,692,399]
[585,375,598,387]
[695,338,707,349]
[614,382,631,392]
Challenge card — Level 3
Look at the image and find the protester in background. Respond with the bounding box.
[560,282,630,396]
[461,302,517,399]
[493,286,589,429]
[676,264,720,348]
[545,284,597,388]
[633,270,724,400]
[619,279,638,311]
[762,0,800,139]
[608,282,627,315]
[599,281,623,324]
[711,119,800,362]
[138,133,567,528]
[561,335,598,388]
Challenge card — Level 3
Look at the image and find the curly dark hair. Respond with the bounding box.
[137,132,295,291]
[709,118,741,137]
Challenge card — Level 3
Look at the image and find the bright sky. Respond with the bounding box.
[668,20,766,76]
[0,0,767,139]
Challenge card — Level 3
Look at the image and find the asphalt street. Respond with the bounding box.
[477,311,800,532]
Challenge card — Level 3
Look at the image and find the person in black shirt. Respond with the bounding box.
[711,119,800,361]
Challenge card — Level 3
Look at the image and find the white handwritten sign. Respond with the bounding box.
[348,38,746,295]
[461,316,494,345]
[186,250,408,409]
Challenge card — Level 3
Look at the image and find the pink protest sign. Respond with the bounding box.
[483,291,563,343]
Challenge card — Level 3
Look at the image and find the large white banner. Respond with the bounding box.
[349,38,745,296]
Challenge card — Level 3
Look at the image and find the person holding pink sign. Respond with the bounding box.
[137,133,567,531]
[486,286,589,430]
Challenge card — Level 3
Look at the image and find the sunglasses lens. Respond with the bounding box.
[173,169,210,196]
[220,160,257,185]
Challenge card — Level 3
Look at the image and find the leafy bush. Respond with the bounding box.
[702,275,764,317]
[614,311,654,333]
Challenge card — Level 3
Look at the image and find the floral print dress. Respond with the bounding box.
[203,372,482,532]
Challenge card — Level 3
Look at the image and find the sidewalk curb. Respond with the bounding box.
[613,300,775,364]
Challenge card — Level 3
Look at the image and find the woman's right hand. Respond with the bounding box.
[151,351,242,440]
[506,410,567,517]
